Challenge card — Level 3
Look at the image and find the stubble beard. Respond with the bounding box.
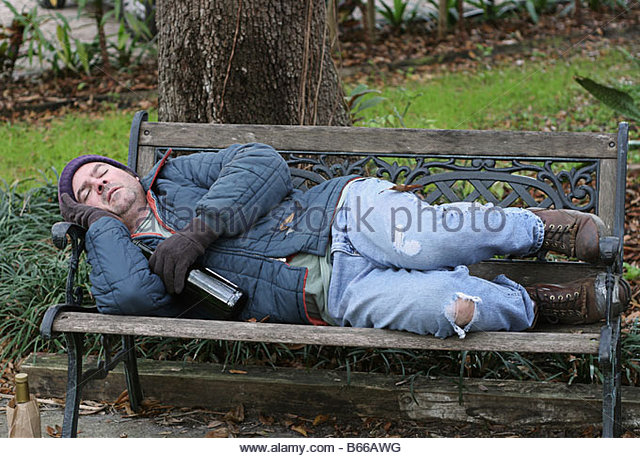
[109,187,145,221]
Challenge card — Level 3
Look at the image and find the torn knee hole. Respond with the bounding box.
[453,298,475,327]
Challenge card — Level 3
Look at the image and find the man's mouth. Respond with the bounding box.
[106,186,121,203]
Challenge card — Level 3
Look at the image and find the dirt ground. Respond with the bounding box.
[4,394,637,438]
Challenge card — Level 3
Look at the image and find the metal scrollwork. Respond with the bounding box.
[164,148,599,211]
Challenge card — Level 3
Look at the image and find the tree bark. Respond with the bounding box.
[157,0,350,126]
[438,0,448,40]
[457,0,467,40]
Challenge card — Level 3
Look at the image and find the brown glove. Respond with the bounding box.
[149,218,218,294]
[59,193,120,228]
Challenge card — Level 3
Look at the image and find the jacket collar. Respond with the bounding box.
[140,148,173,193]
[138,148,177,235]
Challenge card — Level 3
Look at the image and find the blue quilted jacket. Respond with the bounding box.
[84,143,358,324]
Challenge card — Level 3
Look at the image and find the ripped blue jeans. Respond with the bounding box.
[327,178,545,338]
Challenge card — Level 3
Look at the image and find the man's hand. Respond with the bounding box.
[149,218,218,294]
[60,193,121,228]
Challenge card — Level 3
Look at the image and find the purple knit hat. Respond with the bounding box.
[58,155,136,205]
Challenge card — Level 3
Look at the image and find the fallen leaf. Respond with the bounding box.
[389,184,424,192]
[114,390,129,405]
[313,414,329,426]
[46,424,62,438]
[259,414,274,426]
[291,424,310,437]
[205,427,230,438]
[229,369,248,375]
[224,404,245,423]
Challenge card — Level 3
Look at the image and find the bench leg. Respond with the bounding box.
[601,317,622,438]
[122,335,143,411]
[62,332,84,438]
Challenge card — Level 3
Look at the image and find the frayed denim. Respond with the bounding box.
[327,178,544,338]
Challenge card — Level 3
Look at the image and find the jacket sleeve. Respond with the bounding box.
[84,217,178,316]
[162,143,293,237]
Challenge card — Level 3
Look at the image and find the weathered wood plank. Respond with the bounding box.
[135,145,157,178]
[51,312,600,354]
[598,158,618,234]
[19,354,640,427]
[468,259,605,285]
[137,122,618,158]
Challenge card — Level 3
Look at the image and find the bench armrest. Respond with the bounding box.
[40,304,99,340]
[52,221,88,308]
[52,222,86,250]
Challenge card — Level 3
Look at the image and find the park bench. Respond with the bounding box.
[40,110,630,437]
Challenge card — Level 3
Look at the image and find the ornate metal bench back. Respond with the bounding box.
[160,147,599,212]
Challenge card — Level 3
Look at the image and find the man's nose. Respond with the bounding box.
[94,178,108,194]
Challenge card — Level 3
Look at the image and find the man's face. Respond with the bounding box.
[71,162,145,218]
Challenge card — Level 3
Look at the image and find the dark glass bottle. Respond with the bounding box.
[135,241,246,320]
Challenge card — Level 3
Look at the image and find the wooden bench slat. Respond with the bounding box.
[52,312,600,354]
[468,260,606,285]
[138,123,618,159]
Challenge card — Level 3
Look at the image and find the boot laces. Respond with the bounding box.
[544,222,577,255]
[540,289,584,322]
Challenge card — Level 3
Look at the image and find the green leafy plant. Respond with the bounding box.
[465,0,513,21]
[120,0,157,42]
[109,20,157,69]
[362,88,423,128]
[378,0,421,30]
[523,0,547,23]
[624,262,640,281]
[110,21,134,68]
[0,5,26,83]
[575,75,640,122]
[345,84,386,124]
[425,0,459,26]
[51,13,92,75]
[0,0,51,81]
[75,0,114,72]
[0,179,73,368]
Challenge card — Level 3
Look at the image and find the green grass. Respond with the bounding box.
[1,47,636,185]
[0,180,71,366]
[0,106,158,185]
[357,47,639,139]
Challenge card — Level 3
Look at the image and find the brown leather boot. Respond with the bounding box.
[528,208,605,263]
[525,273,631,325]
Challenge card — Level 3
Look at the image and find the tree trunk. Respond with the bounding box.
[93,0,112,74]
[457,0,466,39]
[0,17,25,84]
[438,0,448,40]
[157,0,350,126]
